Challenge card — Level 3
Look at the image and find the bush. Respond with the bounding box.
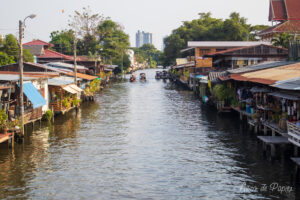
[62,97,71,108]
[213,84,235,102]
[72,97,81,107]
[43,110,53,122]
[0,109,8,130]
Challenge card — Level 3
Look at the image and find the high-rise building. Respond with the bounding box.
[136,30,152,48]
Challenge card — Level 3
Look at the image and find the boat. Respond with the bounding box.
[161,70,169,79]
[129,74,136,82]
[140,73,146,81]
[155,71,162,79]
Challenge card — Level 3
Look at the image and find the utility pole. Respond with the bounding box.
[18,14,36,136]
[73,38,77,84]
[18,20,24,136]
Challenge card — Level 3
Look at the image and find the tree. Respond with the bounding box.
[271,33,293,48]
[0,34,34,63]
[23,49,34,62]
[161,12,260,65]
[2,34,19,60]
[132,44,162,67]
[68,6,104,37]
[0,52,15,66]
[50,30,74,55]
[97,19,130,70]
[68,6,105,55]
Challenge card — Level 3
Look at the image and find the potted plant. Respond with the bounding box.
[0,109,8,134]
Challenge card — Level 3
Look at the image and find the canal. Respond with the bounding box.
[0,69,298,199]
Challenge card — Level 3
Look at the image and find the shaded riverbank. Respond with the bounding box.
[0,69,299,199]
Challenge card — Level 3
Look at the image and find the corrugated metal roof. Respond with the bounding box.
[23,82,47,108]
[66,72,98,80]
[46,62,87,70]
[69,84,83,92]
[63,85,78,94]
[187,41,271,48]
[242,62,300,80]
[227,61,294,74]
[0,74,36,81]
[250,86,271,93]
[54,76,82,82]
[271,77,300,90]
[48,79,73,86]
[269,91,300,100]
[208,71,228,81]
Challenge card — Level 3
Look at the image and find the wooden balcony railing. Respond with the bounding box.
[287,121,300,147]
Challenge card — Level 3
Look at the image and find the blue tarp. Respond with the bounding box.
[23,82,47,109]
[195,75,205,79]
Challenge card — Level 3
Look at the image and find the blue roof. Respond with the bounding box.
[23,82,46,109]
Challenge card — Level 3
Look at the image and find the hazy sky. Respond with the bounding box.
[0,0,270,50]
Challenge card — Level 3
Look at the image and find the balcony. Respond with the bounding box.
[287,121,300,147]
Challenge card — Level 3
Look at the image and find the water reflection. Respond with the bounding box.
[0,69,298,199]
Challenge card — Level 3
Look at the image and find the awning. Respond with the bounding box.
[250,86,270,93]
[69,84,83,93]
[269,92,300,100]
[23,82,46,109]
[63,84,83,94]
[63,85,77,94]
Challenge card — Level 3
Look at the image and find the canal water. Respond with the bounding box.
[0,69,298,199]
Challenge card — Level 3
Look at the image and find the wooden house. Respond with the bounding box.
[258,0,300,41]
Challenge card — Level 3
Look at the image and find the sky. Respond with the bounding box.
[0,0,270,50]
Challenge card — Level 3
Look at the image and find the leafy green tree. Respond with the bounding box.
[3,34,19,60]
[161,12,263,65]
[132,44,162,67]
[23,49,34,62]
[97,19,130,70]
[0,52,15,65]
[271,33,293,48]
[50,30,74,55]
[0,34,34,63]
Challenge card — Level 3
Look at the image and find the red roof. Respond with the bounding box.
[23,39,54,47]
[285,0,300,20]
[37,49,74,60]
[258,20,300,36]
[270,0,286,21]
[269,0,300,21]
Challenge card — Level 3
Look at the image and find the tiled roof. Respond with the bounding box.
[285,0,300,20]
[23,39,54,47]
[37,49,74,60]
[258,20,300,36]
[269,0,300,21]
[270,0,286,21]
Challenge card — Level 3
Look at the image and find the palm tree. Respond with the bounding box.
[271,33,293,48]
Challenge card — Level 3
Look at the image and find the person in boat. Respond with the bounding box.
[140,73,146,80]
[130,72,136,82]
